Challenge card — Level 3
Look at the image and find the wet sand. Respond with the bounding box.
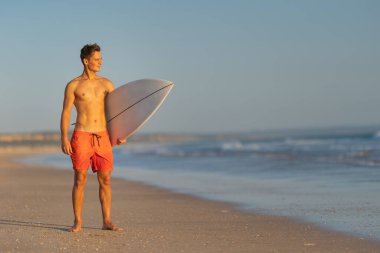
[0,149,379,253]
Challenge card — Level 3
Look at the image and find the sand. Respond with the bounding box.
[0,149,379,253]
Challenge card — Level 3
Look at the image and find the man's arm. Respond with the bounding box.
[60,82,75,155]
[105,79,127,145]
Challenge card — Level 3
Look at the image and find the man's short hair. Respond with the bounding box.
[80,43,101,63]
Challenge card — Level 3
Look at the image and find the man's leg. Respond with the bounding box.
[97,170,123,231]
[70,169,88,232]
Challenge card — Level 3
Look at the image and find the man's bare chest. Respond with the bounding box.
[74,84,108,102]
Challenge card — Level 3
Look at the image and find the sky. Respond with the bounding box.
[0,0,379,134]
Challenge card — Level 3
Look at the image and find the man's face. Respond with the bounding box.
[85,51,102,72]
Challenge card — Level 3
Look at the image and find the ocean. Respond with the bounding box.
[22,127,380,240]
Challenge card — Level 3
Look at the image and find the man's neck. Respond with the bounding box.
[82,69,97,80]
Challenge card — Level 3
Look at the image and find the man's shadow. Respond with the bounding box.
[0,219,98,232]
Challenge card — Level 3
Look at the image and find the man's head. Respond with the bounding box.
[80,43,102,72]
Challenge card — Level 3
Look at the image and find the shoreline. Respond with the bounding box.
[1,149,380,252]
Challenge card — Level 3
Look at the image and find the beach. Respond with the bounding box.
[0,147,379,253]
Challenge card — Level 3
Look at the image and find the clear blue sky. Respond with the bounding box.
[0,0,379,133]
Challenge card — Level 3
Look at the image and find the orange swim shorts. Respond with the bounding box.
[70,130,113,173]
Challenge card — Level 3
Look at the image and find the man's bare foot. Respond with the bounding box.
[102,223,123,232]
[68,223,82,232]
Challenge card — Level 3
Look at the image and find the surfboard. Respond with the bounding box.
[105,79,174,146]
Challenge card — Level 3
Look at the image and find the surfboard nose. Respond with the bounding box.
[141,79,174,88]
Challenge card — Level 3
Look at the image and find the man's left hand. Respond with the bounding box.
[117,138,127,145]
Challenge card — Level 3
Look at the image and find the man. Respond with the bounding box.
[60,44,125,232]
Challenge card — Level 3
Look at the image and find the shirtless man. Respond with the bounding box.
[60,44,124,232]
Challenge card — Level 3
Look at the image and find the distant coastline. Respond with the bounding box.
[1,125,379,150]
[0,131,199,152]
[0,126,380,147]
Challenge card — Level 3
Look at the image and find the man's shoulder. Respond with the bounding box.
[97,76,114,90]
[97,76,113,85]
[67,76,82,87]
[64,78,80,93]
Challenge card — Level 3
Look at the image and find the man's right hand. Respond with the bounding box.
[61,139,73,155]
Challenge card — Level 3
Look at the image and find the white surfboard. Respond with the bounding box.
[105,79,174,146]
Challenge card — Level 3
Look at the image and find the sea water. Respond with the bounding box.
[23,128,380,240]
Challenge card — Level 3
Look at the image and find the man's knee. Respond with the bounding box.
[98,172,111,186]
[74,171,87,187]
